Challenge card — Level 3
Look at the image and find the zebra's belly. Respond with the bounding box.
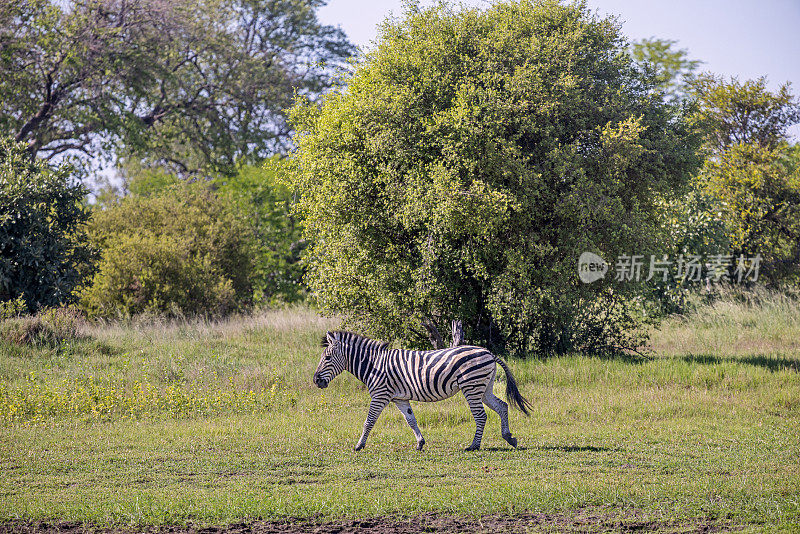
[394,381,460,403]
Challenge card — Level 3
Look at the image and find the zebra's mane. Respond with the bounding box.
[321,330,389,350]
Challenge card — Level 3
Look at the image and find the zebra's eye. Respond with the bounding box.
[324,355,331,361]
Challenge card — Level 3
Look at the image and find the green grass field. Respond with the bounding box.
[1,296,799,531]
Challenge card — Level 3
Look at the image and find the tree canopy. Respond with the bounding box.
[691,76,800,283]
[630,37,701,102]
[289,0,701,355]
[0,0,354,174]
[691,75,800,154]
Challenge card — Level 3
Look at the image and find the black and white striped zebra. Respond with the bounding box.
[312,330,532,451]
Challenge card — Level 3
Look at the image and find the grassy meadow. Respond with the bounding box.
[1,296,799,531]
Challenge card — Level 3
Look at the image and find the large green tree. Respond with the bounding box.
[289,0,700,355]
[0,0,353,174]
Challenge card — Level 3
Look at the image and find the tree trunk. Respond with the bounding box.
[422,317,465,349]
[421,317,445,349]
[450,319,464,347]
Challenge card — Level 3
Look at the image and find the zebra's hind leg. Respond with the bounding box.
[484,387,517,448]
[394,400,425,450]
[461,385,488,451]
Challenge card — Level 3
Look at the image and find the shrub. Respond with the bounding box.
[81,182,257,318]
[0,296,27,320]
[0,307,84,345]
[214,162,306,304]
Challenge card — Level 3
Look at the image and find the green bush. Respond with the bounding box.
[93,161,306,309]
[81,182,257,318]
[699,143,800,284]
[0,296,27,320]
[0,137,94,311]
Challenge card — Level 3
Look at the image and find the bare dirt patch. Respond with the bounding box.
[1,509,741,534]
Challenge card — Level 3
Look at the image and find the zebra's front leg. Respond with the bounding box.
[394,400,425,450]
[354,396,389,451]
[462,388,487,451]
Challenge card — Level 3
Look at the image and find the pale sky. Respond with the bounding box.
[318,0,800,138]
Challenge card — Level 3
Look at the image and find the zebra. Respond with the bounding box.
[312,330,532,451]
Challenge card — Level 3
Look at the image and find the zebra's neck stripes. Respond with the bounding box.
[333,331,387,384]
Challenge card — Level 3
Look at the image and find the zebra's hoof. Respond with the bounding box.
[464,445,480,452]
[354,443,365,451]
[416,439,425,451]
[503,434,518,448]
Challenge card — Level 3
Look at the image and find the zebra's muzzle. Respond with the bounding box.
[314,377,328,389]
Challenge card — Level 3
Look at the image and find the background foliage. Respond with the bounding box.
[82,181,256,317]
[0,0,353,175]
[691,76,800,284]
[82,160,304,317]
[630,37,701,103]
[215,162,306,304]
[0,137,94,312]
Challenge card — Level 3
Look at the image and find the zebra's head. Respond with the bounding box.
[313,332,345,389]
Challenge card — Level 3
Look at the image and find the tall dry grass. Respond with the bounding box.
[650,287,800,361]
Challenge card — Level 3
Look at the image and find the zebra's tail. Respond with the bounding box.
[494,354,532,416]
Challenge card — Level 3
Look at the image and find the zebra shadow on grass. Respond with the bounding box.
[479,446,529,452]
[475,445,615,452]
[535,445,615,452]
